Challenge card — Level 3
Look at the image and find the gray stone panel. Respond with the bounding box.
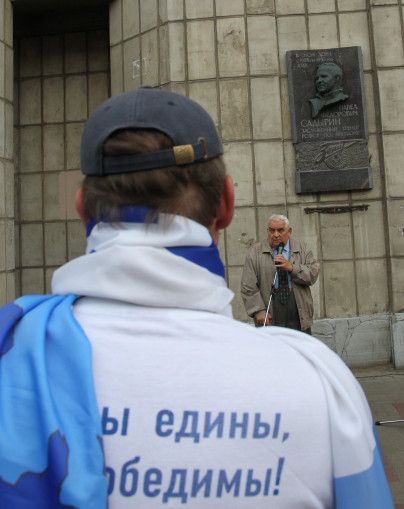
[313,314,392,368]
[296,167,372,193]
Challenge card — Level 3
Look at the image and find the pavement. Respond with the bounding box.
[353,365,404,508]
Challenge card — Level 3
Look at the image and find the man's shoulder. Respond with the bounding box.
[211,316,353,384]
[248,238,271,255]
[331,91,349,102]
[290,237,307,251]
[309,96,321,105]
[205,313,326,354]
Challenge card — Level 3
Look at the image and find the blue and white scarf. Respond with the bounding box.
[52,209,233,315]
[0,294,106,509]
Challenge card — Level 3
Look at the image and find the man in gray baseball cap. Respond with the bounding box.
[0,86,393,508]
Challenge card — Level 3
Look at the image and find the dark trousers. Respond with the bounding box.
[272,290,311,335]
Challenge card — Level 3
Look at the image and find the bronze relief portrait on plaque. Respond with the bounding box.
[309,62,349,118]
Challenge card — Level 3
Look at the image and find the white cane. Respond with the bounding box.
[263,270,278,327]
[263,242,285,327]
[375,419,404,425]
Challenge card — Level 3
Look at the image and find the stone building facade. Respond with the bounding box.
[1,0,404,367]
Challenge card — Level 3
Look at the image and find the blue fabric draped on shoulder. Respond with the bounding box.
[334,430,394,508]
[0,294,106,509]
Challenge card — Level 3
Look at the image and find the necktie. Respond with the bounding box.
[277,252,289,305]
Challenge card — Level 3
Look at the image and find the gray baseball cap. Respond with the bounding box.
[80,86,223,175]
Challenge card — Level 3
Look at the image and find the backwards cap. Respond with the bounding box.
[80,86,223,176]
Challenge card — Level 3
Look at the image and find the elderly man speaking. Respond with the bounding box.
[241,214,318,333]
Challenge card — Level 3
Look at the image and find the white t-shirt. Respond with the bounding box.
[73,298,334,508]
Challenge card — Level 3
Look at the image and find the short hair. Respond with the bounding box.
[81,129,226,228]
[316,62,342,79]
[268,214,290,229]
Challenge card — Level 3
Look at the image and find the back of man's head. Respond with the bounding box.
[79,86,226,227]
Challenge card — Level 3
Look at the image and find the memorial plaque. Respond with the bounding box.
[286,47,372,193]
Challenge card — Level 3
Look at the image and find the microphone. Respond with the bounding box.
[275,242,284,267]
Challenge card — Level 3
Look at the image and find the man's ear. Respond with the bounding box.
[215,174,235,230]
[75,187,88,227]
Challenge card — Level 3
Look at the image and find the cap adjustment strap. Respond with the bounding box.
[172,137,208,165]
[102,137,211,174]
[173,144,195,165]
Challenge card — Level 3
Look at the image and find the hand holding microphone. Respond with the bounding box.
[274,242,292,272]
